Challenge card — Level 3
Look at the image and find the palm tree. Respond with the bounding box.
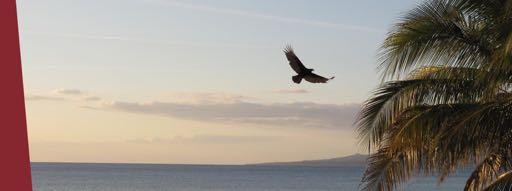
[357,0,512,190]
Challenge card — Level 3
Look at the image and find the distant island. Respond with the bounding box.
[249,154,368,167]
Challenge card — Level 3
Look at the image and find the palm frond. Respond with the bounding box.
[379,0,492,80]
[361,104,469,190]
[357,78,482,147]
[464,154,505,191]
[483,171,512,191]
[358,0,512,190]
[360,148,413,191]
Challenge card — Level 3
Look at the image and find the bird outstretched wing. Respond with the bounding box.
[304,73,334,83]
[284,46,307,74]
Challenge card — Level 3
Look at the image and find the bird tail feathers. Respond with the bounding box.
[292,75,302,84]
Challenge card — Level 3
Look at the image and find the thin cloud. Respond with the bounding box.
[162,92,256,104]
[274,89,309,94]
[126,135,281,144]
[25,95,66,101]
[143,0,381,33]
[82,96,102,101]
[97,100,360,129]
[27,88,102,102]
[53,88,84,95]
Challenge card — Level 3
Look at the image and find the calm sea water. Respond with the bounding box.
[31,163,467,191]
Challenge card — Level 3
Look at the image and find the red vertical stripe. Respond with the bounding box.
[0,0,33,190]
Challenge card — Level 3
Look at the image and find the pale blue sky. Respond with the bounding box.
[17,0,422,164]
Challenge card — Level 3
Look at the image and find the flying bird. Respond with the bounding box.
[283,46,334,84]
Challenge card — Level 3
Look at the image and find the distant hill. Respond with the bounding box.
[249,154,368,167]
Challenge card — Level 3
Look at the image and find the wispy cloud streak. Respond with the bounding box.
[273,89,309,94]
[26,88,102,102]
[97,100,360,129]
[142,0,381,33]
[126,135,281,144]
[53,88,84,95]
[25,95,66,101]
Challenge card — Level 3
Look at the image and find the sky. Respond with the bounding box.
[17,0,421,164]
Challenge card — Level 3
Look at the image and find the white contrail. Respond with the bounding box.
[140,0,382,33]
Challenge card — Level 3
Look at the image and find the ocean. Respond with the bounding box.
[31,163,467,191]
